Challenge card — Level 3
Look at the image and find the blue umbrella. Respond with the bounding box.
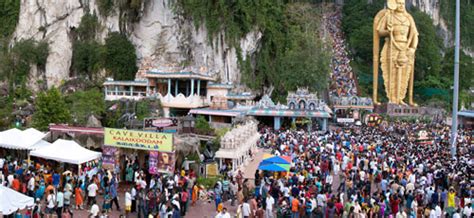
[258,163,290,172]
[261,156,291,165]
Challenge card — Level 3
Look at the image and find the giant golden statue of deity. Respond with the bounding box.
[373,0,418,105]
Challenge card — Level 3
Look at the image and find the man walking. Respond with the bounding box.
[265,194,275,218]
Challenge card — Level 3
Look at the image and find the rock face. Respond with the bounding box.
[406,0,452,47]
[12,0,261,88]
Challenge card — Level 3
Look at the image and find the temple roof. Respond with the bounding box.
[145,71,215,81]
[103,80,148,86]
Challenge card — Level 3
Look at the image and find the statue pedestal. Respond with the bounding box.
[375,103,444,120]
[199,161,218,178]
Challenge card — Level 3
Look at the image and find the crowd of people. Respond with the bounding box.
[325,9,358,98]
[237,122,472,218]
[0,153,205,218]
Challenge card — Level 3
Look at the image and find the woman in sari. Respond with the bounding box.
[75,181,84,210]
[192,184,199,206]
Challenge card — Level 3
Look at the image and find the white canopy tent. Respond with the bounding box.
[30,139,101,165]
[0,185,34,215]
[0,128,46,150]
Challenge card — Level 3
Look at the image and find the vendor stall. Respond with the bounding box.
[30,139,101,165]
[0,185,34,215]
[0,128,46,150]
[0,128,48,165]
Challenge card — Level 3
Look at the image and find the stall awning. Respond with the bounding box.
[30,139,101,165]
[0,128,46,150]
[0,186,34,215]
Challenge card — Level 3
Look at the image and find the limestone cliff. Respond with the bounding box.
[12,0,261,88]
[406,0,452,47]
[11,0,452,89]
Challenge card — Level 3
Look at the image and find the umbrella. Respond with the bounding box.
[258,163,290,172]
[261,155,291,165]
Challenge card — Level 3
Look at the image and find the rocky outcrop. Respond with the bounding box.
[406,0,452,47]
[13,0,84,89]
[12,0,261,89]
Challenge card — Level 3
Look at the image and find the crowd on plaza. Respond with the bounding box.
[229,122,471,218]
[325,9,358,98]
[0,153,204,218]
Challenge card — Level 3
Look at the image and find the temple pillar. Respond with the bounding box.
[115,86,119,95]
[130,86,133,96]
[175,80,178,96]
[197,80,201,96]
[163,107,170,117]
[322,118,327,131]
[186,80,190,97]
[274,117,281,130]
[104,86,108,96]
[167,79,171,96]
[190,79,195,96]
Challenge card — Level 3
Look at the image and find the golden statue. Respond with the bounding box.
[373,0,418,106]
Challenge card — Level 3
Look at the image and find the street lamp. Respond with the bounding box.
[450,0,461,158]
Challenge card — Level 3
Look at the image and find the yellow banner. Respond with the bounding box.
[104,128,173,152]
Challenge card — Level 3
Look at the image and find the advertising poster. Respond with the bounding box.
[102,146,118,170]
[149,151,159,174]
[158,152,175,173]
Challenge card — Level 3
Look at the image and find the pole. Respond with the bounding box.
[450,0,460,158]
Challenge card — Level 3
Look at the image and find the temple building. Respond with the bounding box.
[104,67,216,117]
[248,88,332,131]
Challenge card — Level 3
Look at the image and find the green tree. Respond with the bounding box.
[104,32,138,80]
[0,0,20,38]
[32,87,71,130]
[442,48,474,107]
[0,39,49,85]
[65,89,105,125]
[194,115,213,135]
[410,8,443,84]
[76,13,101,41]
[72,40,104,79]
[97,0,115,17]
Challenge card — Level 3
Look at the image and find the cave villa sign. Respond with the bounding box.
[104,128,173,152]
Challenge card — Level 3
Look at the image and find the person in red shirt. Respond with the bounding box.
[12,175,20,191]
[180,189,189,216]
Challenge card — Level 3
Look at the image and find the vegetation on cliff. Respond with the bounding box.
[177,1,331,102]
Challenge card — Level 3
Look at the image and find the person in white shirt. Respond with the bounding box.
[435,204,442,217]
[265,195,275,218]
[7,174,13,187]
[0,171,4,186]
[56,191,64,218]
[90,202,100,217]
[216,207,232,218]
[396,210,407,218]
[242,201,251,218]
[46,190,56,215]
[87,182,98,206]
[463,203,472,217]
[429,208,437,218]
[27,175,35,197]
[125,191,132,215]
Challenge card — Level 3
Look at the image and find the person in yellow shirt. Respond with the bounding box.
[447,187,456,213]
